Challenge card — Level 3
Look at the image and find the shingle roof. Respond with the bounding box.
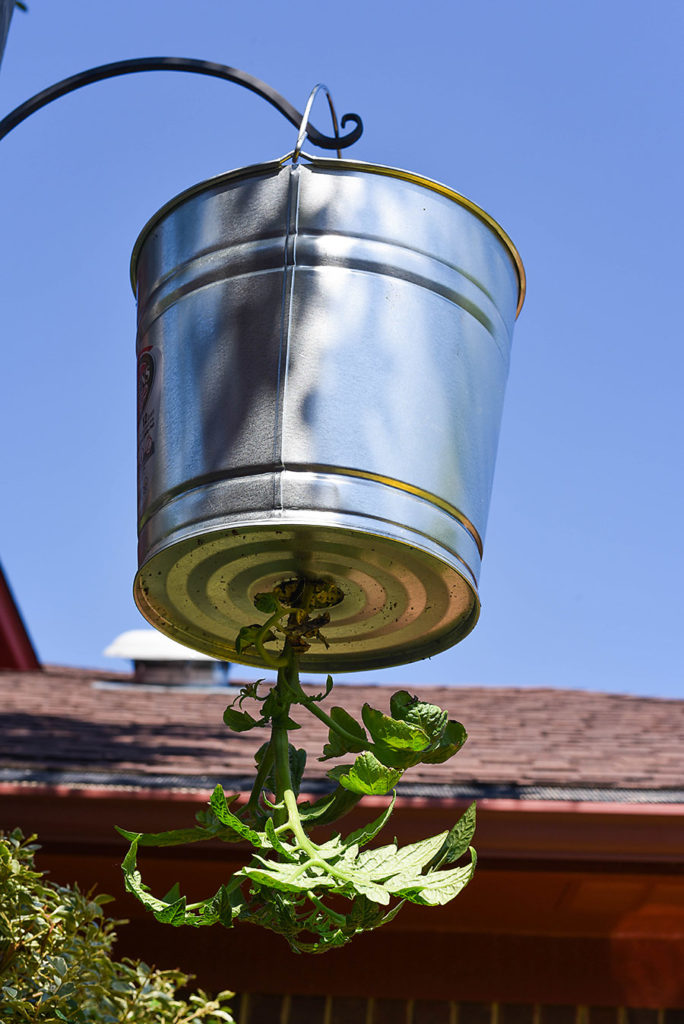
[1,666,683,802]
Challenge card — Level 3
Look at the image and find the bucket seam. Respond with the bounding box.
[274,164,302,513]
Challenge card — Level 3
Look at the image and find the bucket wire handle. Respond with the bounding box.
[293,83,342,163]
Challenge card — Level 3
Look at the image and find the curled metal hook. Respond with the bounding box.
[293,83,342,163]
[0,57,363,151]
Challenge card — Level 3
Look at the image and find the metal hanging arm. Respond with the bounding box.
[0,56,363,149]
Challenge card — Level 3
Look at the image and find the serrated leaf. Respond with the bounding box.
[222,882,247,921]
[321,735,346,759]
[154,895,187,925]
[223,707,262,732]
[253,592,280,613]
[235,624,261,654]
[328,752,402,795]
[162,881,181,903]
[332,706,366,741]
[389,690,415,719]
[309,675,334,702]
[394,850,477,906]
[240,861,337,894]
[343,794,396,848]
[321,706,368,759]
[367,831,449,885]
[121,837,167,914]
[379,898,406,926]
[370,741,422,770]
[312,832,346,856]
[354,842,399,875]
[264,818,297,861]
[115,822,242,847]
[209,785,264,847]
[298,786,362,827]
[339,841,359,861]
[431,802,477,868]
[390,691,449,744]
[346,894,386,929]
[121,833,143,877]
[121,837,242,927]
[362,704,430,751]
[420,719,468,763]
[259,745,306,798]
[292,745,307,792]
[352,878,391,905]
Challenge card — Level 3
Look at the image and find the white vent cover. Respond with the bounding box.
[104,629,216,663]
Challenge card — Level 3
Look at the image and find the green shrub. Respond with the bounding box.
[0,829,235,1023]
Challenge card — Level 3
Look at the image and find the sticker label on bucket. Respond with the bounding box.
[137,346,160,518]
[137,349,156,419]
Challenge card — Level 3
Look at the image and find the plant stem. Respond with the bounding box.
[296,691,368,751]
[278,658,365,749]
[307,890,347,925]
[270,649,326,861]
[255,605,290,668]
[245,741,275,820]
[281,789,318,858]
[271,648,298,829]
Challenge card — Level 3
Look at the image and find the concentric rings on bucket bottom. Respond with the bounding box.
[133,524,479,673]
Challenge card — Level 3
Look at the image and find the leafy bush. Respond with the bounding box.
[0,829,235,1023]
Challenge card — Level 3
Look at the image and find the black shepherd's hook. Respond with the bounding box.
[0,56,363,150]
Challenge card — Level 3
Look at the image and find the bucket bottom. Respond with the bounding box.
[134,522,479,673]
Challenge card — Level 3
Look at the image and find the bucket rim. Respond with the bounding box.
[130,153,526,318]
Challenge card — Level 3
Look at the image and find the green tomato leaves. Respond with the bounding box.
[119,786,476,954]
[320,706,368,759]
[344,793,396,847]
[317,691,467,777]
[115,792,244,847]
[118,596,475,955]
[430,801,477,869]
[420,720,468,763]
[120,834,241,929]
[362,704,430,751]
[297,786,362,827]
[382,692,467,765]
[252,592,281,614]
[222,707,262,732]
[210,785,266,847]
[322,693,468,773]
[328,752,402,795]
[120,789,476,952]
[235,624,268,655]
[390,690,447,737]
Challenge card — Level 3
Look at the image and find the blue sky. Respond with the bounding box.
[1,0,683,697]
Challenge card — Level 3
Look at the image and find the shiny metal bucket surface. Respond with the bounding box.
[132,154,525,672]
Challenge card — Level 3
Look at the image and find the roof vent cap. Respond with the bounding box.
[104,629,230,686]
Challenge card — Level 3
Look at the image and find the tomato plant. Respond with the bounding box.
[118,579,476,953]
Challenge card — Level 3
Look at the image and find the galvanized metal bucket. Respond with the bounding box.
[131,153,525,672]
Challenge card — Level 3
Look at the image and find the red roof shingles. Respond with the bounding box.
[1,666,683,794]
